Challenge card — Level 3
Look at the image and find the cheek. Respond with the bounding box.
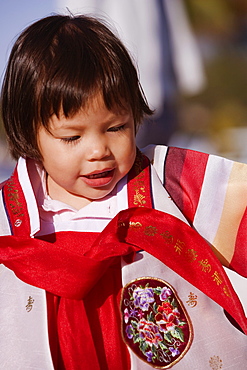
[41,149,72,179]
[46,157,74,175]
[41,140,71,165]
[120,142,136,170]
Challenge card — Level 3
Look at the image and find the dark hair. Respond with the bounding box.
[1,14,153,160]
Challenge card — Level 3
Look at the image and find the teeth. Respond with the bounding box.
[88,173,103,179]
[87,171,110,179]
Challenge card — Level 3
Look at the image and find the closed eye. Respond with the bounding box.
[107,124,125,132]
[60,136,81,144]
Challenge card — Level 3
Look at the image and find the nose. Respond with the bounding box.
[85,134,111,161]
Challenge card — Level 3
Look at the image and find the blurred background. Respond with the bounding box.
[1,0,247,182]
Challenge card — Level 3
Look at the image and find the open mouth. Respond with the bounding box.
[82,169,115,187]
[86,170,113,179]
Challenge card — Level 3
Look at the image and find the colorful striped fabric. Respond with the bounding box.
[163,146,247,277]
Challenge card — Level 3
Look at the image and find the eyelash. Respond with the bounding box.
[108,124,126,132]
[60,136,81,144]
[60,124,126,144]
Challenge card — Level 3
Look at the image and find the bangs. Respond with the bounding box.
[37,17,138,126]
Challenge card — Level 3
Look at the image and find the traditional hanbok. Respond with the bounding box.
[0,145,246,369]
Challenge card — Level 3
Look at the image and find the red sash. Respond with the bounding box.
[1,151,247,369]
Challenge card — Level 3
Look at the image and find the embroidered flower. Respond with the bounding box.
[137,319,163,348]
[155,302,181,333]
[137,309,145,319]
[124,308,129,324]
[133,287,154,311]
[160,287,172,301]
[130,308,138,317]
[126,324,134,339]
[145,351,153,363]
[169,347,180,357]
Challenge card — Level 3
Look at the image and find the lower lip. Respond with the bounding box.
[81,169,115,187]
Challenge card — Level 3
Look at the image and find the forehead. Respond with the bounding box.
[49,93,132,130]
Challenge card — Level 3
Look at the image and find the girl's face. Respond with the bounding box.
[37,94,136,209]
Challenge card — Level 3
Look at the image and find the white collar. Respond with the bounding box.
[16,157,128,237]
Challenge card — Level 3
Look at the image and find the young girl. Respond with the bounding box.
[0,14,246,370]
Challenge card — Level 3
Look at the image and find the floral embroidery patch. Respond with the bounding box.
[121,277,193,368]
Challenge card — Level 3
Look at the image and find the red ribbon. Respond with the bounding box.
[1,209,246,330]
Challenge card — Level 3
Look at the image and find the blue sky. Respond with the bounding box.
[0,1,59,83]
